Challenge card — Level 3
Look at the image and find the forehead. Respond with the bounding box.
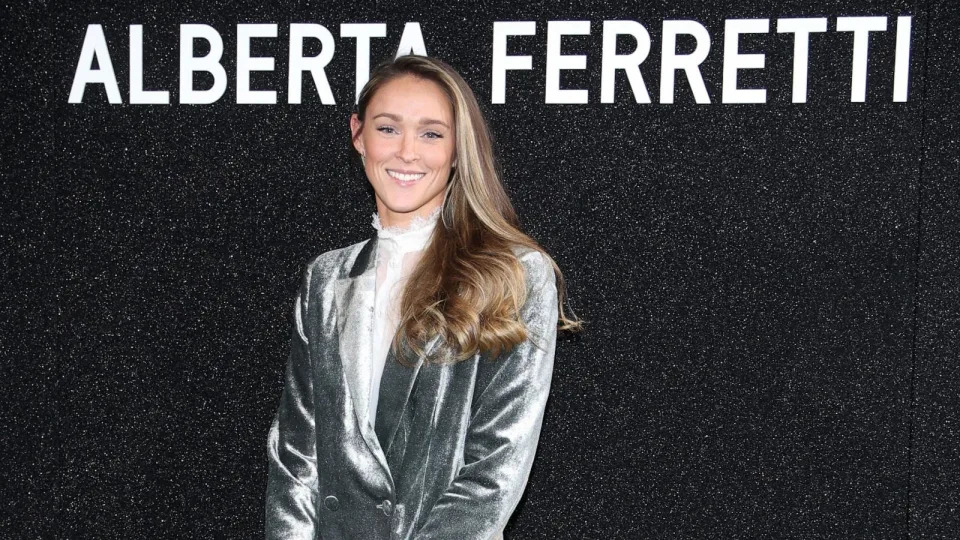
[367,75,453,123]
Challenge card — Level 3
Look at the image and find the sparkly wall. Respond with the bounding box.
[4,0,958,538]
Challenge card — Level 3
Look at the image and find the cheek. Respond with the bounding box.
[366,139,388,159]
[427,144,455,169]
[362,133,391,157]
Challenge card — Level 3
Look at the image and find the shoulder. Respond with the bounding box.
[510,245,555,293]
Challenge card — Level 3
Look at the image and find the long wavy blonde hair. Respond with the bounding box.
[352,55,582,365]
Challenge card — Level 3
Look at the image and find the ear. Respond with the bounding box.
[349,113,365,155]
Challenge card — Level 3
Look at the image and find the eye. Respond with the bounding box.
[376,125,397,134]
[424,131,443,139]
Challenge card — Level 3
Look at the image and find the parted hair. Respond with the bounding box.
[351,54,582,364]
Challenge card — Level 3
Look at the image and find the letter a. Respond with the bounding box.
[68,24,122,104]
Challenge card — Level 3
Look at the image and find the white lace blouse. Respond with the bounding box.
[366,205,442,429]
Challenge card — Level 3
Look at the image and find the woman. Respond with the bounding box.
[265,54,581,540]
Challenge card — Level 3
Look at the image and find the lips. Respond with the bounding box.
[387,169,426,182]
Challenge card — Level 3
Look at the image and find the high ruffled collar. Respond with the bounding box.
[371,206,441,249]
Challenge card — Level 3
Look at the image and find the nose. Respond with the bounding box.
[396,131,419,162]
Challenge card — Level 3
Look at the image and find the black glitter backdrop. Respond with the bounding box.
[3,0,958,538]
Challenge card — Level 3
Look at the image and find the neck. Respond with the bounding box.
[372,204,442,239]
[375,201,443,229]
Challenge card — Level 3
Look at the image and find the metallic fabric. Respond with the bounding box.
[266,233,558,540]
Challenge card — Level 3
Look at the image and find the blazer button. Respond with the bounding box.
[324,495,340,512]
[377,499,393,516]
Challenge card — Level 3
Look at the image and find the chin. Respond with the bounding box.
[381,192,432,210]
[383,202,428,214]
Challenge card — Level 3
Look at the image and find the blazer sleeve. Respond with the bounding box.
[414,250,559,540]
[265,266,319,540]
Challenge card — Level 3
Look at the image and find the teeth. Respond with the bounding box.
[388,170,425,182]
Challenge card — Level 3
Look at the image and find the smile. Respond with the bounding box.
[387,170,426,182]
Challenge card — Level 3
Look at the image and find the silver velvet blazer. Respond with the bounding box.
[265,233,558,540]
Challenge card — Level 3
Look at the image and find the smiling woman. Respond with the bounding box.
[350,74,456,227]
[265,54,582,540]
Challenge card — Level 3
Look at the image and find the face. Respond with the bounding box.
[351,74,457,229]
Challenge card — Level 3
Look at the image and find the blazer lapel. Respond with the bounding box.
[334,235,388,471]
[333,234,443,477]
[374,334,442,453]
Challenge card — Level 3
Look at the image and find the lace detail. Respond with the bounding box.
[371,205,443,238]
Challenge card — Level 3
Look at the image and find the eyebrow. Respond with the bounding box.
[372,112,450,129]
